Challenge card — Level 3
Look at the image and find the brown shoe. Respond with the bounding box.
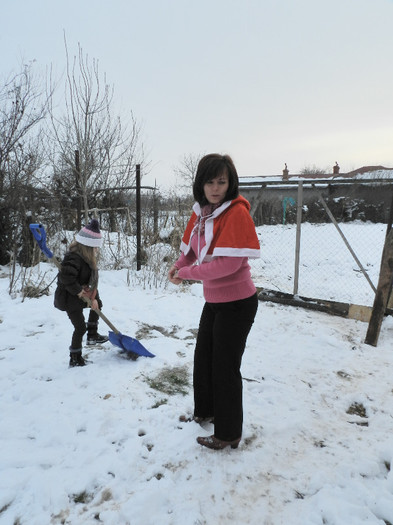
[197,435,241,450]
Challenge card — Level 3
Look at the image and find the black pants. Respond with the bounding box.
[193,293,258,441]
[67,299,102,350]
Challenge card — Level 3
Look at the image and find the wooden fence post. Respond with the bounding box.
[365,228,393,346]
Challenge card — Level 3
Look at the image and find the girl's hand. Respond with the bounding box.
[78,288,99,309]
[80,286,97,301]
[168,264,182,285]
[90,298,99,311]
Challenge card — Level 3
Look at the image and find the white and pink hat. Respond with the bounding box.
[75,219,103,248]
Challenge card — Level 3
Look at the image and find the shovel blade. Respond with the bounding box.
[108,331,155,358]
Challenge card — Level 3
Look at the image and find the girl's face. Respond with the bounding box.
[203,171,229,205]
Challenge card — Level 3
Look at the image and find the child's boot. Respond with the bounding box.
[69,348,86,367]
[86,321,108,345]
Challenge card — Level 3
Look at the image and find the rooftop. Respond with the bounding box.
[239,166,393,186]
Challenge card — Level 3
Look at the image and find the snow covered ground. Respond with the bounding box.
[1,222,393,525]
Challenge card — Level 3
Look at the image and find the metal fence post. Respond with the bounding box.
[153,182,158,240]
[293,181,303,294]
[136,164,141,271]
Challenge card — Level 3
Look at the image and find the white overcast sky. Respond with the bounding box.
[2,0,393,190]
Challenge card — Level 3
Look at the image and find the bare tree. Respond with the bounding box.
[173,152,202,195]
[0,63,50,265]
[0,64,48,191]
[301,165,328,177]
[47,39,143,228]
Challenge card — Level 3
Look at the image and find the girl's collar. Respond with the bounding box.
[201,202,222,217]
[193,199,232,217]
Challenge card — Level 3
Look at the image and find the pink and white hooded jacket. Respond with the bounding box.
[175,195,260,303]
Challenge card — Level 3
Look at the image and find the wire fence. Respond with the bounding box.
[249,221,385,307]
[23,179,390,308]
[243,179,391,307]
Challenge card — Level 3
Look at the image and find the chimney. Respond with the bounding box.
[333,162,340,175]
[282,163,289,180]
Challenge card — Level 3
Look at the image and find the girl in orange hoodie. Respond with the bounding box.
[168,153,260,450]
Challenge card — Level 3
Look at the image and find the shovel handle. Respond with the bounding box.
[92,308,120,334]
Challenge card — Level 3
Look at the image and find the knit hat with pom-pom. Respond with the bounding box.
[75,219,103,247]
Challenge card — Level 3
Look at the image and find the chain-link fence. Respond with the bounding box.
[249,221,386,306]
[243,179,393,307]
[22,177,392,308]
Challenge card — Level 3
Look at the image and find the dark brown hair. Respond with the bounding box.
[193,153,239,205]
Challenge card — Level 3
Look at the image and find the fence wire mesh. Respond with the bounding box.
[28,180,389,306]
[244,179,392,307]
[249,222,385,306]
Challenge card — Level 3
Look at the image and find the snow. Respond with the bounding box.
[1,223,393,525]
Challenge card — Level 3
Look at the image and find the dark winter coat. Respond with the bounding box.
[54,251,101,312]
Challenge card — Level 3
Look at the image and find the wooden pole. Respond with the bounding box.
[74,150,82,230]
[365,229,393,346]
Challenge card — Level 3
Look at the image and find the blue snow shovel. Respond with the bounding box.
[29,223,155,358]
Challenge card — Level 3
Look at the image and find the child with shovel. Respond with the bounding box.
[54,218,108,367]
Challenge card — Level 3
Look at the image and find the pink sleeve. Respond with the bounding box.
[177,256,244,281]
[175,249,197,269]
